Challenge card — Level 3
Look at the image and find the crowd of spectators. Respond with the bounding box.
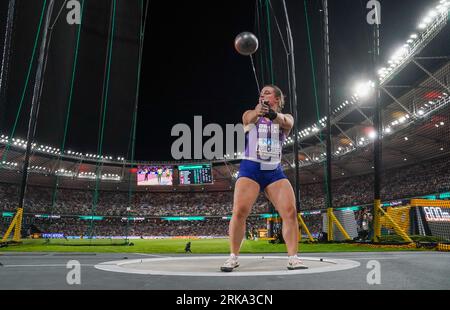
[1,155,449,237]
[302,214,322,236]
[1,215,267,237]
[299,155,450,210]
[0,188,268,217]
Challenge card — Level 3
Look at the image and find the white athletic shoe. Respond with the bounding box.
[287,256,308,270]
[220,255,240,272]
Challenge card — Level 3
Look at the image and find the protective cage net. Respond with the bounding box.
[267,1,450,245]
[377,59,450,244]
[1,0,450,247]
[312,5,449,245]
[0,0,144,245]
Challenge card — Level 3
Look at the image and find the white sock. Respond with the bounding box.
[288,255,299,260]
[230,253,238,259]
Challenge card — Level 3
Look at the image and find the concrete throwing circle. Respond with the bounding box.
[95,256,360,277]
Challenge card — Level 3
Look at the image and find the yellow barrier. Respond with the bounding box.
[326,208,351,241]
[2,208,23,242]
[374,203,413,243]
[437,243,450,252]
[297,214,315,242]
[410,199,450,208]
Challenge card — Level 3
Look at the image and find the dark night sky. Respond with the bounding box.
[136,0,433,161]
[0,0,436,162]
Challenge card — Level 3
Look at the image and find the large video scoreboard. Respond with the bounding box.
[178,164,213,185]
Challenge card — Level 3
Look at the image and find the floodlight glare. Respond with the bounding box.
[368,131,377,140]
[392,46,408,60]
[428,9,438,17]
[354,81,374,98]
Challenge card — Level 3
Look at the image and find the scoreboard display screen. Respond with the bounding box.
[178,164,213,185]
[137,166,173,186]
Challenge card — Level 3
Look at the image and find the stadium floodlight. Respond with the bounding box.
[354,80,374,98]
[392,46,409,60]
[437,4,448,13]
[410,34,418,39]
[428,9,438,17]
[368,130,377,140]
[385,127,392,133]
[404,137,409,141]
[418,23,427,29]
[423,17,432,24]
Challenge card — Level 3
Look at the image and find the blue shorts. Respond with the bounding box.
[238,159,287,192]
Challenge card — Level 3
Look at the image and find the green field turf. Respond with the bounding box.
[0,238,430,254]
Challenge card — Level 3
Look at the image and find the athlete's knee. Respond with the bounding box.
[232,205,251,220]
[281,205,298,222]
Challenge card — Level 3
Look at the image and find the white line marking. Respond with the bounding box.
[94,256,360,277]
[131,253,169,258]
[3,264,95,268]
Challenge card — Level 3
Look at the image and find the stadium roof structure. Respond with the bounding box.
[0,1,449,191]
